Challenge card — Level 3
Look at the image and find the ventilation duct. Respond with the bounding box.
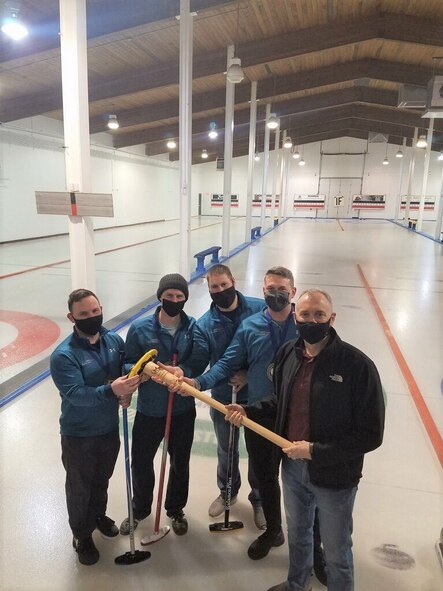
[368,132,388,144]
[422,76,443,118]
[397,84,427,109]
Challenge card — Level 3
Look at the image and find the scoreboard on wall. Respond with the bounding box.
[352,195,385,209]
[293,195,325,208]
[400,196,435,210]
[211,194,239,207]
[252,194,280,207]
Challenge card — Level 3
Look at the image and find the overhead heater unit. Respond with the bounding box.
[397,84,427,109]
[422,76,443,118]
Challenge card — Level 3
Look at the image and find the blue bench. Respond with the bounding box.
[194,246,222,273]
[251,226,261,240]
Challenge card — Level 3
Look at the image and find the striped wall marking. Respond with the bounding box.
[357,264,443,468]
[0,310,61,369]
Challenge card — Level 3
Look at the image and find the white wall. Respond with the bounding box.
[195,136,443,221]
[0,116,201,242]
[1,121,442,242]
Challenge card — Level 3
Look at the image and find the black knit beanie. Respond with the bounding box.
[157,273,189,301]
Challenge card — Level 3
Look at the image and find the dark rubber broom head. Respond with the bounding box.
[209,520,244,532]
[114,550,151,565]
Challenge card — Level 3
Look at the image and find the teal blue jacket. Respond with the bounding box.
[193,292,264,403]
[197,306,299,404]
[50,328,125,437]
[125,307,197,417]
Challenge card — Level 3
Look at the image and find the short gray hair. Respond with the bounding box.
[298,289,333,305]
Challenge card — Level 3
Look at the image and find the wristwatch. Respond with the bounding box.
[194,379,201,391]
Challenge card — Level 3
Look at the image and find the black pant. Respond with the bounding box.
[244,414,282,534]
[61,430,120,540]
[131,409,196,520]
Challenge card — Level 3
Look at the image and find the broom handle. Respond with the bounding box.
[143,361,293,449]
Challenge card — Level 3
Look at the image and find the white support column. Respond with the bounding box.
[245,81,257,243]
[417,117,434,231]
[394,137,406,222]
[260,103,271,230]
[404,127,418,224]
[222,45,235,258]
[277,130,286,223]
[270,123,280,224]
[59,0,95,290]
[281,143,294,219]
[434,166,443,242]
[179,0,193,279]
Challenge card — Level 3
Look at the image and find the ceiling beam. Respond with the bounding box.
[169,114,438,162]
[117,86,397,148]
[143,102,438,156]
[91,59,413,135]
[0,0,235,63]
[2,12,442,124]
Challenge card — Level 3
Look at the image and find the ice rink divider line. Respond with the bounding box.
[0,219,286,410]
[357,263,443,467]
[0,220,224,280]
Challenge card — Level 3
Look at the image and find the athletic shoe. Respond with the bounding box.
[170,511,188,536]
[119,516,140,536]
[252,504,266,530]
[96,515,119,538]
[208,494,238,518]
[248,528,285,560]
[313,545,327,586]
[72,536,99,566]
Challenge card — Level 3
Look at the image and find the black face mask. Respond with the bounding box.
[296,319,331,344]
[264,289,290,312]
[162,299,185,317]
[210,286,237,309]
[74,314,103,336]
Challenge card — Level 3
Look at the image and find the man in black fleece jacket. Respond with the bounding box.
[227,289,385,591]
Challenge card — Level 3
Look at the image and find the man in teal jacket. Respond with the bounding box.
[50,288,140,566]
[191,267,299,560]
[120,273,197,537]
[192,264,265,525]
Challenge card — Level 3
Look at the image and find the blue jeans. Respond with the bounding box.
[282,457,357,591]
[210,407,261,504]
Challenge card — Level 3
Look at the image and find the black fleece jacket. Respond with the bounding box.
[246,328,385,489]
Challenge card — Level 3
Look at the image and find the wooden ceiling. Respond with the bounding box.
[1,0,443,163]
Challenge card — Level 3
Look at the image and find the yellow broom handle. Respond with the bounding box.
[143,361,292,449]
